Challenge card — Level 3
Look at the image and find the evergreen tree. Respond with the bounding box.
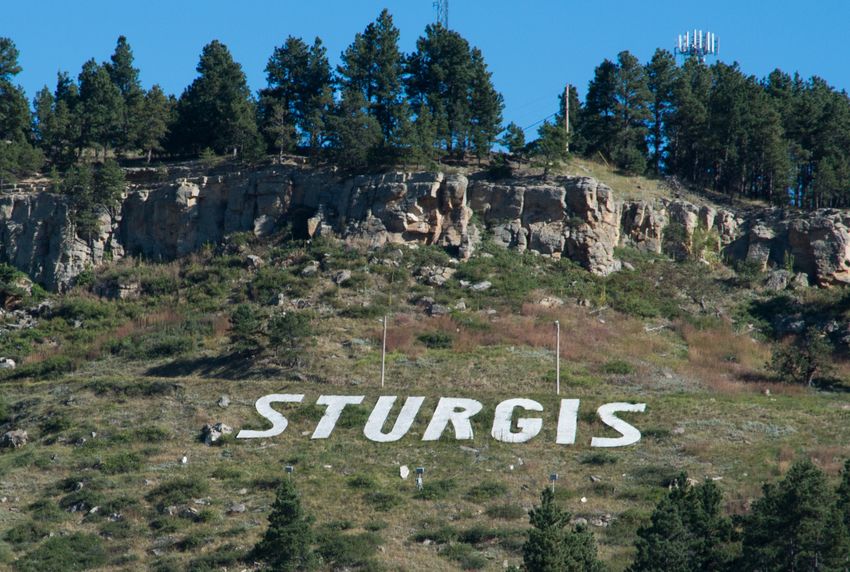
[645,49,678,174]
[500,122,526,157]
[136,85,172,163]
[0,37,42,184]
[739,459,849,571]
[77,59,123,159]
[261,36,332,154]
[326,89,382,169]
[533,121,569,175]
[172,40,261,157]
[610,51,651,173]
[666,58,711,184]
[337,9,408,148]
[522,488,603,572]
[105,36,144,153]
[406,24,474,153]
[253,479,315,571]
[61,160,125,240]
[629,475,735,572]
[468,47,504,160]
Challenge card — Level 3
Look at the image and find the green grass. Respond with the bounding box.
[0,229,848,571]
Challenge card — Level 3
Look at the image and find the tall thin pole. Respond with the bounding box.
[555,320,560,395]
[380,315,388,388]
[564,84,570,153]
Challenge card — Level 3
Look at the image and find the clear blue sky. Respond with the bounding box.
[4,0,850,133]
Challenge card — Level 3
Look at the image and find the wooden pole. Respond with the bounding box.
[555,320,561,395]
[564,84,570,154]
[380,316,388,388]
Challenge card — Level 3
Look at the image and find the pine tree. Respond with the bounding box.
[326,89,382,169]
[522,488,603,572]
[105,36,144,153]
[500,122,526,157]
[468,48,504,160]
[172,40,261,157]
[0,37,42,184]
[261,36,332,154]
[337,9,408,148]
[136,85,172,163]
[645,49,678,174]
[629,475,735,572]
[406,24,476,153]
[610,50,651,173]
[739,459,849,571]
[253,479,315,571]
[533,121,569,175]
[77,59,123,159]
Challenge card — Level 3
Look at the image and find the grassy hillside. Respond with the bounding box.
[1,193,850,570]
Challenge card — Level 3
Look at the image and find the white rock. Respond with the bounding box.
[400,465,410,480]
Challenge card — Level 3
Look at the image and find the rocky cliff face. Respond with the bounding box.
[1,165,850,291]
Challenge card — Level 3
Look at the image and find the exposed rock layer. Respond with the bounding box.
[1,166,849,290]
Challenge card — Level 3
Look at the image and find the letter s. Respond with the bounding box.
[591,402,646,448]
[237,394,305,439]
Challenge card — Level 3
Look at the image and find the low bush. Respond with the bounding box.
[363,491,403,512]
[317,530,381,569]
[417,331,454,349]
[486,503,525,520]
[465,481,508,502]
[146,478,210,511]
[415,479,456,500]
[580,451,618,466]
[17,533,107,572]
[98,452,143,474]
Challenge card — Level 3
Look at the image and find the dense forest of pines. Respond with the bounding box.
[2,9,850,209]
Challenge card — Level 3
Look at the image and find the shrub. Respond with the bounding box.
[579,451,618,466]
[363,491,403,512]
[415,479,456,500]
[769,327,833,386]
[417,331,454,349]
[442,543,488,570]
[98,452,143,474]
[4,521,49,547]
[486,503,526,520]
[412,524,457,544]
[600,359,634,375]
[267,311,312,365]
[317,530,381,568]
[17,533,107,572]
[347,474,378,490]
[465,481,508,502]
[146,479,210,511]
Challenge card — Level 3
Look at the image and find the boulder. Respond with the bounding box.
[333,270,352,285]
[1,430,28,449]
[765,270,792,291]
[0,357,15,369]
[201,423,233,446]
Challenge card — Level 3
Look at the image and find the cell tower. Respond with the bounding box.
[433,0,449,28]
[675,29,718,62]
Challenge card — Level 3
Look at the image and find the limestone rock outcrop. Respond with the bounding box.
[2,164,850,289]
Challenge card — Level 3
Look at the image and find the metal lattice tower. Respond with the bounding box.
[433,0,449,28]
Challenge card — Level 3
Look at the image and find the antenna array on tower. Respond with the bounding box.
[675,29,718,62]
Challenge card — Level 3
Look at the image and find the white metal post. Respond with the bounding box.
[380,315,388,388]
[555,320,560,395]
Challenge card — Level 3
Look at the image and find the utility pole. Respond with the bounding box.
[380,315,388,388]
[564,84,570,154]
[554,320,561,395]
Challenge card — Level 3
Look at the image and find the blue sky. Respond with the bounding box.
[4,1,850,132]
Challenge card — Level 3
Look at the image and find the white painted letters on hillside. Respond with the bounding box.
[556,399,580,444]
[311,395,365,439]
[236,394,304,439]
[491,398,543,443]
[422,397,483,441]
[363,396,426,443]
[591,402,646,447]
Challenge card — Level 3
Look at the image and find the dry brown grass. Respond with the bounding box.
[806,445,848,475]
[676,321,774,394]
